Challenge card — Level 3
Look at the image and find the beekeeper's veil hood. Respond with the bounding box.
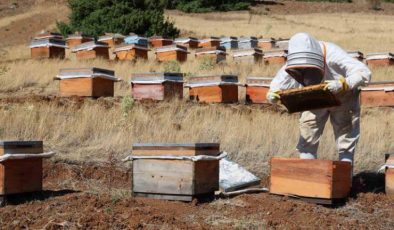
[285,33,325,86]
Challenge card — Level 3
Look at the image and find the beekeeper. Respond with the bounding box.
[267,32,371,164]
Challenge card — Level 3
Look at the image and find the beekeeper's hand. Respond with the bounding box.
[324,76,349,94]
[266,90,281,104]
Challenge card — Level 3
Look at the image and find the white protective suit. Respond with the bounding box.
[270,33,371,163]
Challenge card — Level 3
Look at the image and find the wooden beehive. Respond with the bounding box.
[174,37,199,49]
[56,67,118,97]
[124,34,148,47]
[66,33,94,48]
[113,44,150,61]
[195,47,227,63]
[360,81,394,107]
[233,48,263,64]
[279,84,341,113]
[270,157,352,201]
[258,38,275,50]
[347,51,364,62]
[30,38,67,59]
[130,72,184,101]
[34,31,63,40]
[155,45,188,62]
[98,33,125,47]
[385,154,394,196]
[198,37,221,48]
[245,77,273,104]
[187,75,239,103]
[366,52,394,66]
[275,39,289,49]
[263,49,288,65]
[149,36,174,48]
[132,143,220,201]
[0,141,44,197]
[71,41,110,60]
[220,36,238,50]
[238,36,258,49]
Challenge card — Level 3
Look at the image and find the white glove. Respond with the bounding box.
[266,90,280,104]
[324,76,349,94]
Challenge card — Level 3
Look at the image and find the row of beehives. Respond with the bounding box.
[29,31,394,67]
[56,68,394,107]
[1,141,393,206]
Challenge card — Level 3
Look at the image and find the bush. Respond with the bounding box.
[163,60,181,73]
[174,0,251,13]
[57,0,179,38]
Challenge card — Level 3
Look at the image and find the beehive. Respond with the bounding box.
[131,143,220,201]
[34,31,63,40]
[232,48,263,64]
[195,47,227,63]
[149,36,174,48]
[98,33,125,47]
[238,36,258,49]
[385,154,394,196]
[258,38,275,50]
[113,44,150,61]
[0,141,44,197]
[270,157,352,201]
[124,34,148,47]
[30,38,67,59]
[155,45,188,62]
[174,37,199,49]
[71,41,110,60]
[347,51,364,62]
[245,77,273,104]
[275,39,289,49]
[130,72,184,101]
[187,75,239,103]
[198,37,221,48]
[56,67,118,97]
[66,33,94,48]
[360,81,394,107]
[366,52,394,66]
[220,36,238,50]
[263,49,288,65]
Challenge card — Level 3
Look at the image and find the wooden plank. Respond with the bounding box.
[246,86,269,104]
[133,192,193,202]
[194,160,219,194]
[1,147,43,155]
[60,78,93,97]
[361,90,394,107]
[132,84,165,101]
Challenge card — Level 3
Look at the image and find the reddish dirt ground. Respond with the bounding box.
[0,160,393,229]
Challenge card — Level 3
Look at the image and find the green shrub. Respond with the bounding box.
[121,96,134,116]
[175,0,251,13]
[163,60,181,73]
[198,56,216,71]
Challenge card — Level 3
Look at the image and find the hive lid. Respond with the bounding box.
[71,41,109,52]
[239,36,258,42]
[66,33,94,40]
[220,36,238,42]
[199,37,221,43]
[264,49,288,58]
[245,77,273,86]
[132,143,220,149]
[113,44,150,52]
[195,46,226,54]
[124,35,148,41]
[130,72,184,83]
[366,52,394,60]
[174,37,199,43]
[149,36,173,42]
[35,31,63,40]
[187,75,238,86]
[233,48,263,57]
[57,67,117,81]
[29,38,67,48]
[155,44,188,53]
[360,81,394,91]
[275,39,290,49]
[98,33,125,41]
[0,141,43,147]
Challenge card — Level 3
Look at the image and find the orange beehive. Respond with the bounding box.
[30,38,67,59]
[360,81,394,107]
[347,51,364,62]
[66,33,94,48]
[257,38,275,50]
[385,154,394,196]
[56,68,118,97]
[198,37,221,48]
[130,72,184,101]
[366,52,394,66]
[174,37,199,49]
[263,49,288,65]
[187,75,239,103]
[270,157,352,202]
[98,33,125,47]
[155,45,188,62]
[232,48,263,64]
[245,77,273,104]
[195,47,227,63]
[71,41,110,60]
[113,44,150,61]
[149,36,174,48]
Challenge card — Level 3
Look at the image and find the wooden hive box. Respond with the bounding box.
[233,48,263,64]
[366,52,394,66]
[385,154,394,196]
[30,38,67,59]
[220,36,238,50]
[360,81,394,107]
[131,143,220,201]
[347,51,364,62]
[258,38,275,50]
[187,75,239,103]
[238,36,258,49]
[270,157,352,201]
[245,77,273,104]
[275,39,289,50]
[71,41,110,60]
[0,141,44,197]
[198,37,221,48]
[124,34,148,47]
[149,36,174,48]
[195,46,227,63]
[155,45,188,62]
[263,49,288,65]
[66,33,94,48]
[56,67,118,97]
[98,33,125,47]
[130,72,184,101]
[174,37,200,49]
[113,44,150,61]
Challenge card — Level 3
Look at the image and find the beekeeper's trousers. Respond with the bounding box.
[296,91,360,163]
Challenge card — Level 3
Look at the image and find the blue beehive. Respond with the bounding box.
[124,34,148,47]
[220,36,238,50]
[238,36,258,49]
